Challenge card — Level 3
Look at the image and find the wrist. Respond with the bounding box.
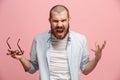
[19,55,24,61]
[95,57,100,62]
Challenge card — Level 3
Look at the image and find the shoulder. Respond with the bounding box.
[69,31,87,41]
[69,31,88,48]
[33,31,50,41]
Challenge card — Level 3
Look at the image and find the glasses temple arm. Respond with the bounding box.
[6,37,11,49]
[17,39,24,54]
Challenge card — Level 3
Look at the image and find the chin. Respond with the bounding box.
[57,37,64,39]
[56,35,67,39]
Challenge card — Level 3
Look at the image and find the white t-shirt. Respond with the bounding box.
[49,34,70,80]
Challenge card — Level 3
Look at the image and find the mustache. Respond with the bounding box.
[55,26,65,29]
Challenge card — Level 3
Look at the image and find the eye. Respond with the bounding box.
[52,20,58,23]
[61,19,67,22]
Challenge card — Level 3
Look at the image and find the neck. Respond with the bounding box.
[51,33,69,50]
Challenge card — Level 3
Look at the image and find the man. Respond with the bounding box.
[7,5,106,80]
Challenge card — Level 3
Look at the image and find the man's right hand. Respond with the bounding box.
[7,49,31,72]
[7,49,23,60]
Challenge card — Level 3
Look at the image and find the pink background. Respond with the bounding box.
[0,0,120,80]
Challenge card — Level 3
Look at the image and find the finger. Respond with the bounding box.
[6,53,10,55]
[16,51,20,55]
[11,53,17,58]
[7,49,17,55]
[101,41,106,49]
[8,49,15,53]
[95,42,100,50]
[7,51,13,55]
[92,42,98,52]
[91,49,96,52]
[8,49,13,52]
[95,42,97,48]
[97,44,100,50]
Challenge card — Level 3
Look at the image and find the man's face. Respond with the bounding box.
[49,11,70,39]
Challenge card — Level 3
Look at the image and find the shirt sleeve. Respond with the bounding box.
[28,38,39,74]
[80,36,89,71]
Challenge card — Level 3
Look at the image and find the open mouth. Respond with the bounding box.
[56,29,64,33]
[55,29,65,38]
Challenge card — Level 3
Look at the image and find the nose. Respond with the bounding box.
[57,21,62,27]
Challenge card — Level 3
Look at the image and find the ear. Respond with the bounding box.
[48,18,52,23]
[68,17,71,22]
[68,17,71,21]
[48,18,50,22]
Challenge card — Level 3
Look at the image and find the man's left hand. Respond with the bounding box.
[91,41,106,61]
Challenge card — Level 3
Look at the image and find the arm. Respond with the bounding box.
[19,55,31,72]
[7,49,31,72]
[82,41,106,75]
[7,38,38,73]
[82,56,99,75]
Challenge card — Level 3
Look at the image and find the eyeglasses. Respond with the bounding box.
[6,37,24,55]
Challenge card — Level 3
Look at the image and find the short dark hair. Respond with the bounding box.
[49,5,70,19]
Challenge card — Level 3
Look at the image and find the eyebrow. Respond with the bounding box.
[51,18,67,21]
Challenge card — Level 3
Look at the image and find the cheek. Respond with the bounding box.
[51,25,56,30]
[64,23,69,29]
[51,23,57,28]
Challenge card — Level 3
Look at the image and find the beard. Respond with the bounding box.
[51,24,69,39]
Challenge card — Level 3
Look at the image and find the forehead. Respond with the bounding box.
[51,11,68,19]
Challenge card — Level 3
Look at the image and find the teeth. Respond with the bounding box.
[57,29,63,33]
